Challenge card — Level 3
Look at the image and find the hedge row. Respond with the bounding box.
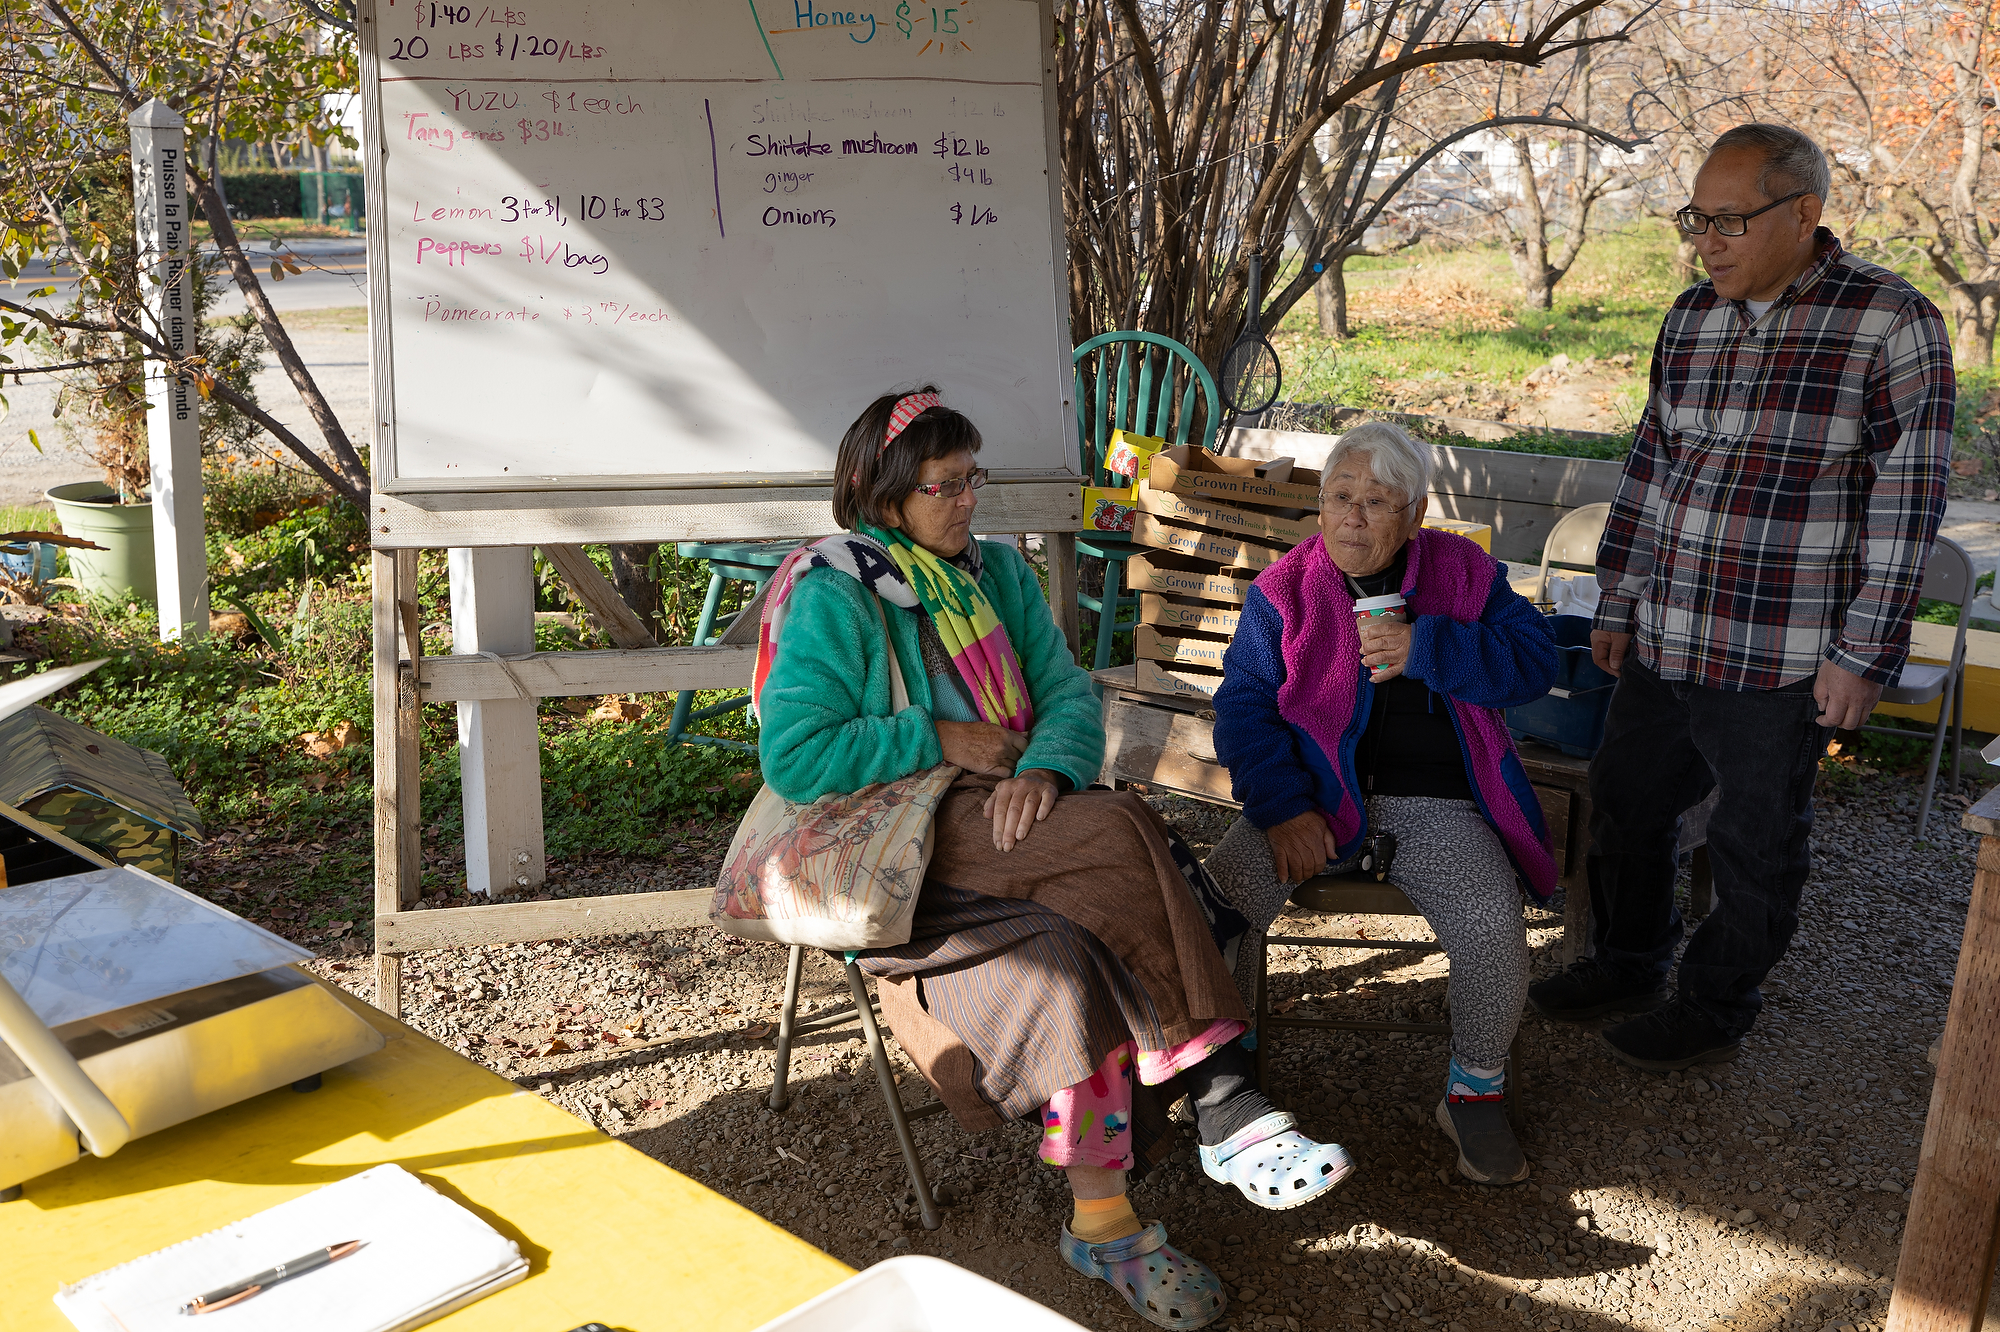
[190,172,365,220]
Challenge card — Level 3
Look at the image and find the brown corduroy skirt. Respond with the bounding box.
[857,776,1247,1157]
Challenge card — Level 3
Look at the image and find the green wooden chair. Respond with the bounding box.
[665,539,802,750]
[1071,332,1223,670]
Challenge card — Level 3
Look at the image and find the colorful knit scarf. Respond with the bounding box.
[751,529,1035,733]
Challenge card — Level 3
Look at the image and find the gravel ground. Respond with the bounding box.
[293,759,1980,1331]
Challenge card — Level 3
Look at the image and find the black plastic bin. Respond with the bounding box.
[1506,614,1617,758]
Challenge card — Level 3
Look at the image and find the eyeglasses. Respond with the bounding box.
[1322,491,1418,524]
[1675,190,1808,236]
[911,468,988,499]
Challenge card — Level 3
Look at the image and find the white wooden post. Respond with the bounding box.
[448,547,545,897]
[127,99,206,641]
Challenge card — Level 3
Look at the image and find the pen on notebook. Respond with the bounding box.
[179,1241,364,1315]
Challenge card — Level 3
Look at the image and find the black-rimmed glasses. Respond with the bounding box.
[911,469,989,499]
[1675,190,1808,236]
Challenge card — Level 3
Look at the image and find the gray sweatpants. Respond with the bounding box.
[1204,796,1529,1068]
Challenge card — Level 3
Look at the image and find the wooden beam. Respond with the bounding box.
[541,543,659,649]
[1888,828,2000,1331]
[1044,531,1080,661]
[370,477,1084,548]
[376,888,713,954]
[419,643,755,701]
[371,549,418,1017]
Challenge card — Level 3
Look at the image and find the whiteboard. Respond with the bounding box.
[358,0,1076,492]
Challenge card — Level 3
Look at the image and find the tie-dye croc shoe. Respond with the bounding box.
[1058,1219,1226,1329]
[1198,1111,1355,1210]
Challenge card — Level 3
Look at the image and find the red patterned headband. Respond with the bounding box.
[879,391,941,455]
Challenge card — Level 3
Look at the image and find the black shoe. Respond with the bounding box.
[1434,1097,1529,1185]
[1525,956,1669,1023]
[1601,1000,1742,1071]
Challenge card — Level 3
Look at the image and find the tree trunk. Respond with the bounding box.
[1675,238,1701,285]
[608,544,663,633]
[1950,281,2000,368]
[1510,242,1555,311]
[1314,264,1350,338]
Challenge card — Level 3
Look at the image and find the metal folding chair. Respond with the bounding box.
[767,945,948,1230]
[1858,535,1976,839]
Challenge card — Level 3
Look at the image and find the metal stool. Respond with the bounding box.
[665,539,802,749]
[1252,872,1522,1125]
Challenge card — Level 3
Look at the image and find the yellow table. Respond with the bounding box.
[1,975,850,1331]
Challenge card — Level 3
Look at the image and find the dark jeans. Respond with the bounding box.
[1586,657,1828,1037]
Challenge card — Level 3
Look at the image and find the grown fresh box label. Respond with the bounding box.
[1136,624,1230,669]
[1140,595,1241,636]
[1133,514,1286,571]
[1126,554,1256,605]
[1136,484,1313,547]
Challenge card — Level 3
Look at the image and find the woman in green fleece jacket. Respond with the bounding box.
[752,388,1354,1330]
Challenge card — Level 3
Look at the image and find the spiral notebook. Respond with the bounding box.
[54,1164,529,1332]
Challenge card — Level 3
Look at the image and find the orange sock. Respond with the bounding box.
[1070,1191,1143,1244]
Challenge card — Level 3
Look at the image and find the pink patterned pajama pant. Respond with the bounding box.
[1037,1019,1246,1169]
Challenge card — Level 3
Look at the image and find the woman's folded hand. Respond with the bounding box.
[936,719,1029,777]
[982,768,1062,851]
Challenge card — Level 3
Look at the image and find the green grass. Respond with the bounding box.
[0,504,60,535]
[1273,227,1683,408]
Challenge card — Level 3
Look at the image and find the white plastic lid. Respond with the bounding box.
[1353,593,1407,612]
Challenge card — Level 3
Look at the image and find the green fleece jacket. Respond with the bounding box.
[758,539,1104,803]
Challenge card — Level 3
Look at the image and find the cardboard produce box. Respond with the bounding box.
[1126,553,1257,605]
[1133,514,1287,571]
[1135,483,1316,547]
[1147,445,1321,511]
[1135,658,1224,699]
[1104,430,1169,481]
[1140,594,1242,637]
[1082,484,1138,533]
[1135,624,1231,671]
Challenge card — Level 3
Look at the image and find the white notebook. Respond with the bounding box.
[55,1164,529,1332]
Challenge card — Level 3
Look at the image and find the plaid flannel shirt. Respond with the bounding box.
[1594,230,1954,690]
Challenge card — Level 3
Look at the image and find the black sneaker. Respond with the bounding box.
[1434,1098,1529,1185]
[1601,999,1742,1072]
[1525,956,1669,1023]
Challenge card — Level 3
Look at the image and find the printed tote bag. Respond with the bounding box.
[711,597,956,950]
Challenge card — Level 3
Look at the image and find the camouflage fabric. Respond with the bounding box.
[15,790,179,879]
[0,705,202,884]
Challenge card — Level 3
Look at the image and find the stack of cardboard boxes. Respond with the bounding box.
[1085,438,1491,701]
[1123,446,1321,699]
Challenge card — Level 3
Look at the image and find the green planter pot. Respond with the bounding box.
[46,482,156,603]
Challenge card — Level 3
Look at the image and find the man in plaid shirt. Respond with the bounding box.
[1528,124,1955,1069]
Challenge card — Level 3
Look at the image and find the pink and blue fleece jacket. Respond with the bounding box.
[1212,527,1563,901]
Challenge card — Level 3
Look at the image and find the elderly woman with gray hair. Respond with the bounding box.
[1205,421,1560,1185]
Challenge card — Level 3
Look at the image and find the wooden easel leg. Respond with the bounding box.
[372,549,421,1018]
[1044,531,1080,663]
[1886,833,2000,1331]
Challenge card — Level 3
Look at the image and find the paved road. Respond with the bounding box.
[2,248,369,507]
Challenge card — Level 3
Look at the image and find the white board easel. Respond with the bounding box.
[357,0,1085,1014]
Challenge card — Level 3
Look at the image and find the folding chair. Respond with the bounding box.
[1857,535,1975,839]
[1250,873,1521,1126]
[766,945,947,1230]
[1532,502,1612,604]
